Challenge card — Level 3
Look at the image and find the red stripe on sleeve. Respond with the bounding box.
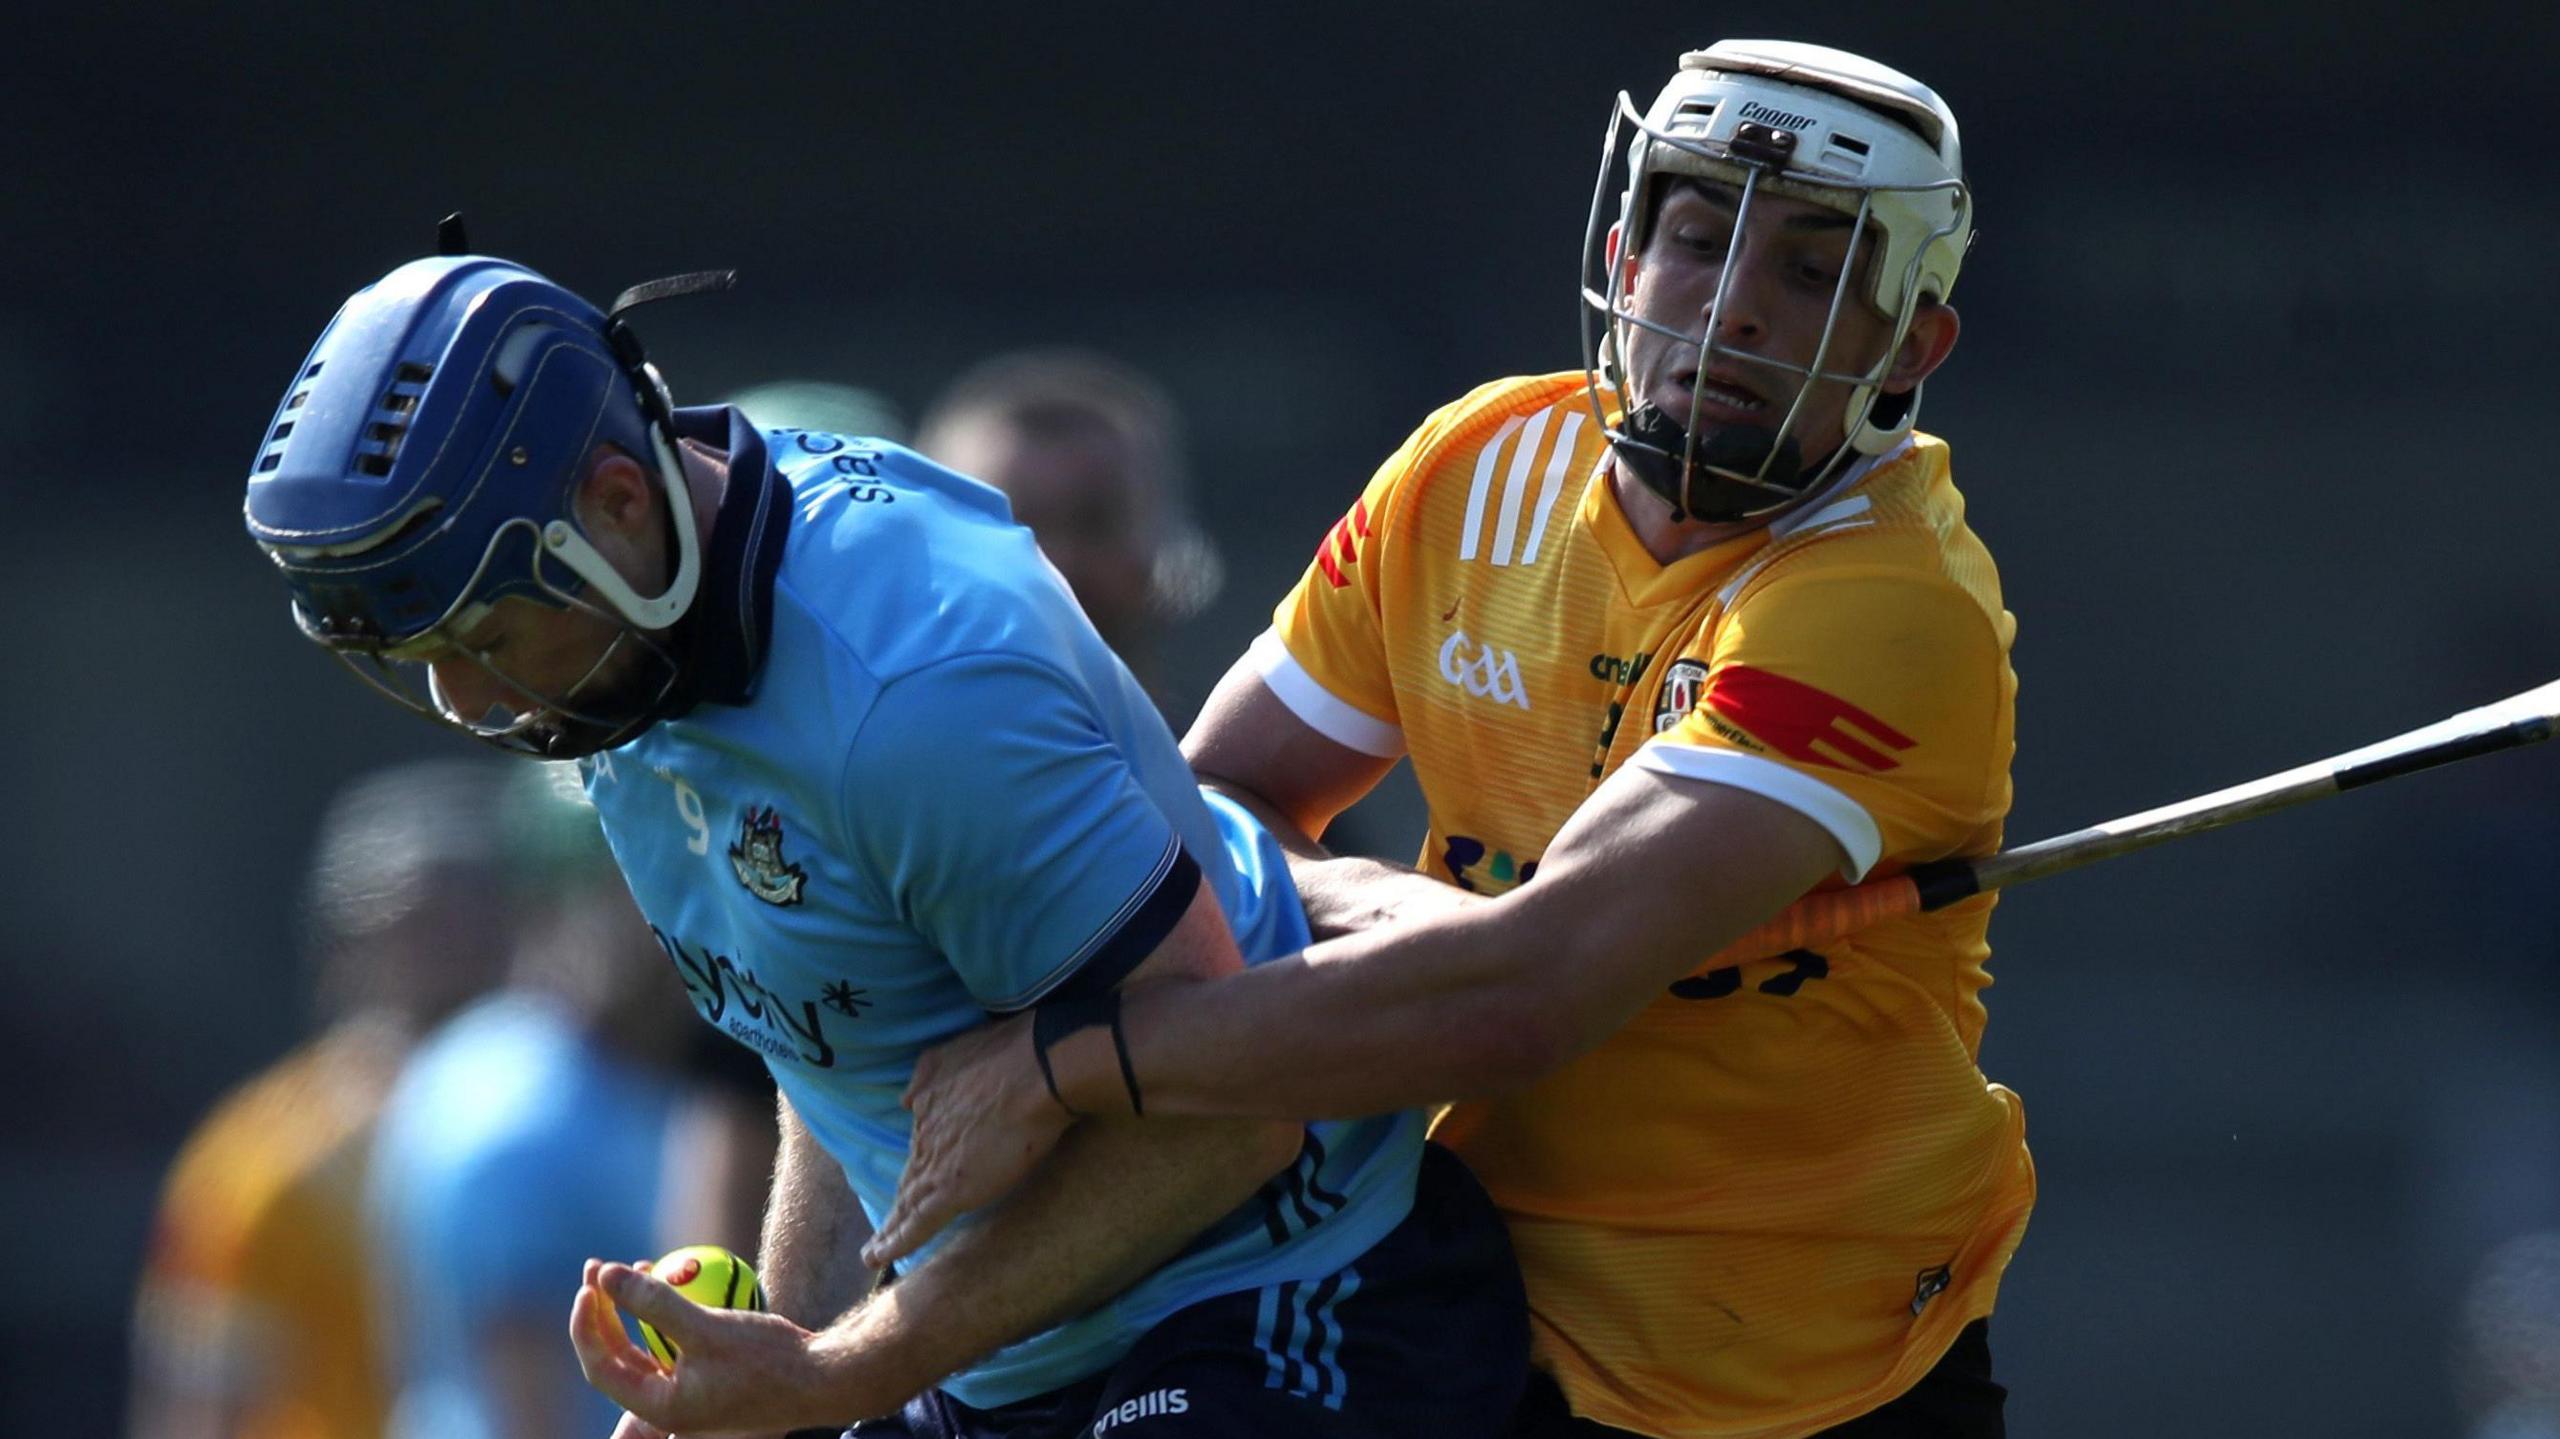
[1703,665,1916,772]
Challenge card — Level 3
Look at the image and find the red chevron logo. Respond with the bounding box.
[1314,499,1372,589]
[1702,664,1915,772]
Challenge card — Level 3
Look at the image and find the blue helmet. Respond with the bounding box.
[244,253,712,752]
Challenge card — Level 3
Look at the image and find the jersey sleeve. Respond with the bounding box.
[844,652,1203,1012]
[1259,421,1434,758]
[1633,567,2011,881]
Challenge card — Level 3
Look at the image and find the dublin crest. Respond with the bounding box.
[729,806,809,907]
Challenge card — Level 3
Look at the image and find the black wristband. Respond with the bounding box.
[1031,989,1144,1118]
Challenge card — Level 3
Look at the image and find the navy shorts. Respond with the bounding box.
[854,1142,1529,1439]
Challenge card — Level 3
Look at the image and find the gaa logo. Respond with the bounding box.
[1439,631,1529,710]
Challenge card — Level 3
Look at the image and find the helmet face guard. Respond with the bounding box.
[313,506,691,760]
[244,254,714,756]
[1579,41,1972,523]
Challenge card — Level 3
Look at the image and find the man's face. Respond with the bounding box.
[940,422,1158,652]
[400,448,680,758]
[414,596,660,758]
[1618,178,1907,468]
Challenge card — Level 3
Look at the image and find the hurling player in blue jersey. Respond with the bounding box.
[240,248,1527,1439]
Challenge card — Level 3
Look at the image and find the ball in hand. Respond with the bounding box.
[634,1243,765,1367]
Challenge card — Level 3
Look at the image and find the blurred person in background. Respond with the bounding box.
[2456,1232,2560,1439]
[366,761,775,1439]
[915,349,1222,711]
[127,759,513,1439]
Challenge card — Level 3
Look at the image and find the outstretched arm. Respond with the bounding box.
[1109,765,1839,1113]
[866,759,1841,1264]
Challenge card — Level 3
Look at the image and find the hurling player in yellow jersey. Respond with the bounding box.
[878,40,2029,1439]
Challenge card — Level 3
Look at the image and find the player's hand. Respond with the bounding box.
[866,1013,1072,1268]
[572,1257,841,1436]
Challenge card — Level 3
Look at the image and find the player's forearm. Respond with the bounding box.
[1061,909,1573,1120]
[810,1114,1299,1415]
[1290,853,1488,939]
[1055,778,1844,1121]
[756,1096,876,1329]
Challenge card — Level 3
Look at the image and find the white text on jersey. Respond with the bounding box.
[1092,1386,1190,1433]
[1440,631,1531,710]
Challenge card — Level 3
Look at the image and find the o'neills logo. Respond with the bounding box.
[1093,1386,1190,1433]
[1739,100,1817,132]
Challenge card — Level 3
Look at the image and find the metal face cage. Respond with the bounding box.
[294,511,688,761]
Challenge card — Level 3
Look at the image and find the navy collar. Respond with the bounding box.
[662,405,790,715]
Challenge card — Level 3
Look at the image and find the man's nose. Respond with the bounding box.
[1706,246,1772,344]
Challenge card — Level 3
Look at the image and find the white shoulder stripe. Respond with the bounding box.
[1488,405,1552,567]
[1629,743,1883,881]
[1773,493,1872,537]
[1714,497,1880,609]
[1457,416,1525,562]
[1518,410,1587,566]
[1248,629,1406,757]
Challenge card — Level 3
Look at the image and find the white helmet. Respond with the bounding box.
[1580,40,1972,521]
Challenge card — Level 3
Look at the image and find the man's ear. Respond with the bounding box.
[1606,221,1641,291]
[575,445,659,542]
[1884,302,1961,395]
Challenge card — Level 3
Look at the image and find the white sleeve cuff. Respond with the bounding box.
[1630,743,1883,880]
[1247,629,1406,758]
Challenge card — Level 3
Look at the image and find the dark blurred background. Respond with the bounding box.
[8,2,2559,1432]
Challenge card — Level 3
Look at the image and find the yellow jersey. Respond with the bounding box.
[134,1029,397,1439]
[1262,372,2034,1439]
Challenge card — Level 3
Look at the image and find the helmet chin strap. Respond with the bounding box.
[1615,404,1808,523]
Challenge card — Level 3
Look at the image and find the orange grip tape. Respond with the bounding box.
[1693,874,1923,971]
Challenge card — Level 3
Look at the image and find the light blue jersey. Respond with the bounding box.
[370,995,678,1439]
[580,408,1423,1408]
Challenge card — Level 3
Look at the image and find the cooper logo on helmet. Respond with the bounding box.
[1737,100,1818,132]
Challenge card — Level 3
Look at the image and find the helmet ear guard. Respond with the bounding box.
[534,425,703,633]
[573,268,739,633]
